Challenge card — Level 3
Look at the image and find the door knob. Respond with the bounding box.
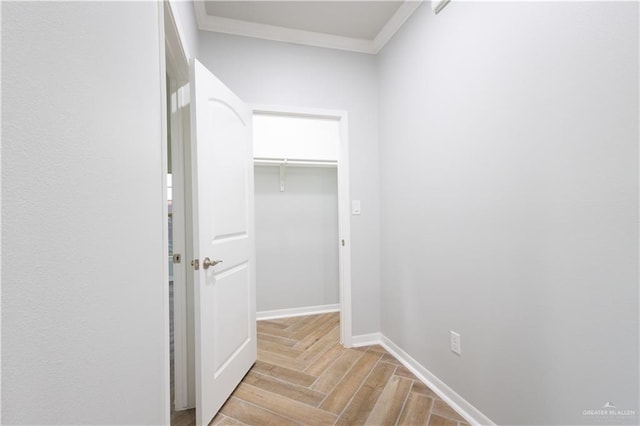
[202,257,223,269]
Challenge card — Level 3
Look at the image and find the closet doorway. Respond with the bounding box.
[251,106,353,347]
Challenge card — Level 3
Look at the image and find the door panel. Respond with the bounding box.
[212,265,250,373]
[204,101,249,238]
[191,59,256,426]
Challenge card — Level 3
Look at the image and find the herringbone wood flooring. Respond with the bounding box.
[172,313,468,426]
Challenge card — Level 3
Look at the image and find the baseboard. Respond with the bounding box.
[380,335,496,426]
[256,304,339,321]
[350,332,382,347]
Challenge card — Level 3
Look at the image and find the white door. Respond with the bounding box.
[190,59,256,426]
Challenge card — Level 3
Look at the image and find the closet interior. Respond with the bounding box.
[253,113,341,317]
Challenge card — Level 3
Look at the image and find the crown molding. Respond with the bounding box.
[195,1,375,54]
[374,0,423,53]
[195,0,423,55]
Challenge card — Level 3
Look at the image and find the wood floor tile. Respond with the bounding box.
[276,316,300,326]
[256,323,296,338]
[379,353,402,365]
[431,399,467,422]
[319,350,382,414]
[304,342,343,376]
[394,364,416,379]
[234,382,336,425]
[243,370,326,407]
[218,396,298,426]
[258,338,305,358]
[209,413,245,426]
[411,380,442,400]
[257,348,310,371]
[260,319,289,329]
[294,314,339,348]
[252,360,317,387]
[171,313,467,426]
[299,327,340,362]
[398,393,433,426]
[428,413,458,426]
[311,349,362,393]
[335,362,396,426]
[364,375,413,425]
[257,332,298,347]
[171,407,195,426]
[286,313,325,333]
[362,362,397,392]
[335,384,381,426]
[363,344,387,354]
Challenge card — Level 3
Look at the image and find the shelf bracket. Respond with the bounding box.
[279,159,287,192]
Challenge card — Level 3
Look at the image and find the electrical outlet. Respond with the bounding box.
[450,331,461,356]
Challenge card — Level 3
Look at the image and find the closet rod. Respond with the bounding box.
[253,157,337,168]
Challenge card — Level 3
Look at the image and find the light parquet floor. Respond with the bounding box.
[172,313,468,426]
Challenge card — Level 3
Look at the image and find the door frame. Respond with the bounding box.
[249,104,354,347]
[163,0,193,412]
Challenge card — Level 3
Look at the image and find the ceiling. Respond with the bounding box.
[195,1,424,54]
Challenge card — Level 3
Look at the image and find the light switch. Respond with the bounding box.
[352,200,361,215]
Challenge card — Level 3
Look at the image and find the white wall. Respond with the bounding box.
[2,2,168,424]
[378,2,639,425]
[255,166,339,312]
[253,114,340,161]
[198,32,381,335]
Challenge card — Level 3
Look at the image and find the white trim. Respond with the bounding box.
[254,158,337,168]
[432,0,452,15]
[380,335,496,426]
[373,1,424,52]
[195,1,423,55]
[249,104,353,349]
[257,304,340,321]
[352,333,495,426]
[351,332,383,348]
[158,2,171,425]
[349,332,495,425]
[168,81,192,411]
[164,1,189,83]
[336,112,353,348]
[251,104,347,120]
[167,0,194,62]
[164,0,193,413]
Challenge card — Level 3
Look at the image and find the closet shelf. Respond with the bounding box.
[253,157,337,168]
[254,157,337,192]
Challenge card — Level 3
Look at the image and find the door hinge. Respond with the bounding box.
[191,259,199,270]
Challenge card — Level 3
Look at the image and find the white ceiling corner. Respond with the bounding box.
[195,1,423,55]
